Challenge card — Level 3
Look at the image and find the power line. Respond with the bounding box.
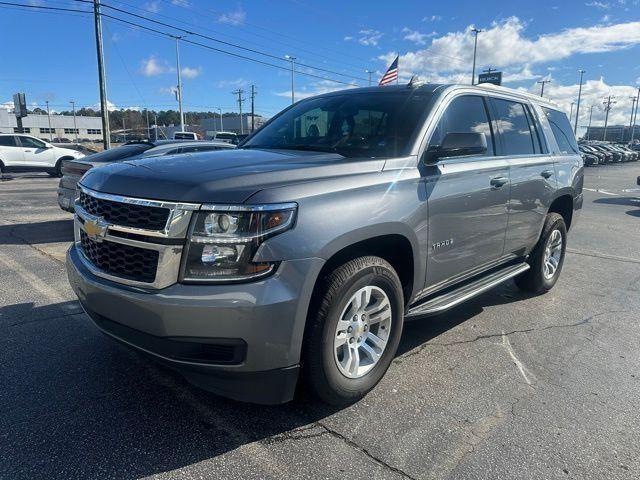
[75,0,369,83]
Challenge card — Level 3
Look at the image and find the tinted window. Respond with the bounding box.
[244,91,433,158]
[19,136,47,148]
[0,136,17,147]
[86,144,153,163]
[430,95,494,156]
[492,99,536,155]
[542,107,579,154]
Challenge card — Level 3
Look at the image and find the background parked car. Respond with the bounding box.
[0,133,84,177]
[57,139,235,212]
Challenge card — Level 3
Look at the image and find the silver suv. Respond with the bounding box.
[66,84,583,405]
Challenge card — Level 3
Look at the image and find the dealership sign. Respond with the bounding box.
[478,72,502,86]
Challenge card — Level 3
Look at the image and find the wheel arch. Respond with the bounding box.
[548,192,575,231]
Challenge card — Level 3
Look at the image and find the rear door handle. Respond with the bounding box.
[490,176,509,188]
[541,170,554,179]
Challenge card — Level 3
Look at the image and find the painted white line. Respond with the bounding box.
[501,332,536,386]
[0,254,68,302]
[583,187,620,196]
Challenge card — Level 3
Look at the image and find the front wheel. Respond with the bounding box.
[515,212,567,294]
[48,160,63,177]
[303,256,404,405]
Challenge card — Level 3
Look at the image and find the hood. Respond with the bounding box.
[80,148,385,203]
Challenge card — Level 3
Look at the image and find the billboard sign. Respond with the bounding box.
[478,72,502,86]
[13,93,27,118]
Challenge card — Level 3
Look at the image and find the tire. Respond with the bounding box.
[48,159,63,177]
[303,256,404,405]
[515,212,567,294]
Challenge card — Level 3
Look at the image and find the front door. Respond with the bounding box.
[17,135,55,168]
[423,94,510,289]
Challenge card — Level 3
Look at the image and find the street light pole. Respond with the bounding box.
[218,107,223,131]
[45,100,53,141]
[70,100,78,143]
[631,87,640,146]
[586,105,594,141]
[175,36,185,132]
[574,69,585,135]
[93,0,111,149]
[285,55,296,104]
[365,69,373,86]
[569,102,575,125]
[470,28,482,85]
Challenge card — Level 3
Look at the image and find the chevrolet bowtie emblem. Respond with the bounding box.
[84,217,109,242]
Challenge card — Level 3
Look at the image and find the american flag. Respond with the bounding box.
[379,56,399,86]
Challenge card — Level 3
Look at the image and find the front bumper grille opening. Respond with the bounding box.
[78,190,170,231]
[80,231,159,283]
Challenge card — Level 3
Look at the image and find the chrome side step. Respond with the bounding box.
[405,262,530,318]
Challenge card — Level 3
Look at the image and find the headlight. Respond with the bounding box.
[180,203,297,283]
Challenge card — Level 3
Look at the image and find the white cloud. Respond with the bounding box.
[585,1,610,8]
[275,80,356,100]
[345,29,384,47]
[139,56,174,76]
[1,100,14,111]
[216,78,247,88]
[181,66,202,79]
[502,65,541,83]
[171,0,190,6]
[218,5,246,25]
[402,27,436,45]
[143,1,160,13]
[92,101,118,112]
[382,17,640,79]
[423,15,442,22]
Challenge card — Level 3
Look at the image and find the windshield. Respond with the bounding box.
[242,90,433,158]
[84,144,153,163]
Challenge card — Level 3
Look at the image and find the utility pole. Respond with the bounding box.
[285,54,296,104]
[45,100,53,141]
[250,84,257,132]
[365,69,374,86]
[631,87,640,146]
[154,113,158,141]
[586,105,594,141]
[174,35,185,132]
[218,107,223,131]
[122,117,126,142]
[537,79,551,97]
[574,69,585,135]
[70,100,79,143]
[232,89,245,135]
[602,95,616,142]
[93,0,111,149]
[145,109,150,139]
[470,28,482,85]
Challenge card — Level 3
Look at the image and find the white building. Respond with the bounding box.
[0,108,103,141]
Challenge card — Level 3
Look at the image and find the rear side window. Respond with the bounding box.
[0,136,17,147]
[542,107,579,154]
[430,95,494,156]
[491,99,536,155]
[87,144,153,163]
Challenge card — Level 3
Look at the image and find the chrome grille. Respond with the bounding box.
[80,231,159,283]
[78,190,170,231]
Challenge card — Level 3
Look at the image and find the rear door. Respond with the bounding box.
[488,97,556,256]
[423,94,511,288]
[0,136,24,167]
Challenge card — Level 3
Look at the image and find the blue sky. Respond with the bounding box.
[1,0,639,131]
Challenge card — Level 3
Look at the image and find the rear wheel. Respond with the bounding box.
[515,213,567,294]
[303,256,404,405]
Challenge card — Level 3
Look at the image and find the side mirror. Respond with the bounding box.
[426,132,487,162]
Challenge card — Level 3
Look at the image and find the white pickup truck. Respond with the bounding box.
[0,134,84,176]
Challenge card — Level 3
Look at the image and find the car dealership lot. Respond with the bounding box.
[1,167,639,480]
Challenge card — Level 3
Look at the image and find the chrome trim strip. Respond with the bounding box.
[200,202,298,212]
[78,184,201,211]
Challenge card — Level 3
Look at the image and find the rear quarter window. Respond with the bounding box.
[542,107,579,154]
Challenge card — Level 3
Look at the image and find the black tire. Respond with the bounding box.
[48,159,63,177]
[303,256,404,405]
[515,213,567,294]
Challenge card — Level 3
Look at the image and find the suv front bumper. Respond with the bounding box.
[66,244,324,404]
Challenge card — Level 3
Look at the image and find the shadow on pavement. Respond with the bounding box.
[593,197,640,207]
[1,284,529,479]
[0,219,73,245]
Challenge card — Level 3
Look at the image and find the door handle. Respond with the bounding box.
[540,170,554,179]
[490,176,509,188]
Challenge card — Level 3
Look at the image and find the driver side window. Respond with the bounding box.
[430,95,494,156]
[19,136,46,149]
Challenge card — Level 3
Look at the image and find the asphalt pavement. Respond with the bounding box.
[1,165,639,480]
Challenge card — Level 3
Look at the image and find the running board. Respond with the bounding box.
[405,262,530,318]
